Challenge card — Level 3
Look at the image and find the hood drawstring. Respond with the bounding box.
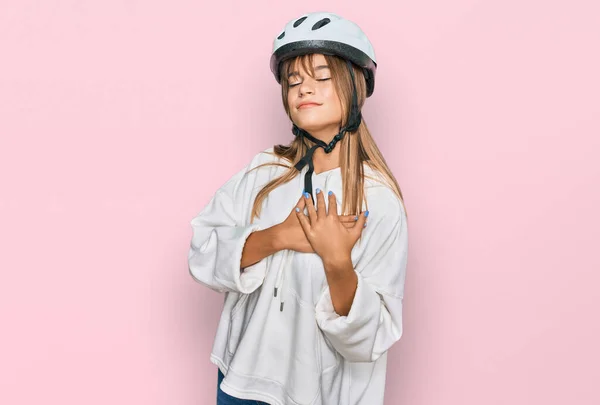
[274,249,290,311]
[292,59,362,205]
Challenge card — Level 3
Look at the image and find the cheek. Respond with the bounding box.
[323,88,341,112]
[324,94,342,119]
[287,93,297,112]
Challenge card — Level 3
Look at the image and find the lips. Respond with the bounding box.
[297,102,321,109]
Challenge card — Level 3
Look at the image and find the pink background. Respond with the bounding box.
[1,0,599,404]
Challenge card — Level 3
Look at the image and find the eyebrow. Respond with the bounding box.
[287,65,330,78]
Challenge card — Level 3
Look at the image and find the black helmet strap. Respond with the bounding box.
[292,59,362,203]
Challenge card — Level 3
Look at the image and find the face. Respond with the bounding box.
[286,54,343,135]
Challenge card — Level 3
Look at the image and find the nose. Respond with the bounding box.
[299,79,315,96]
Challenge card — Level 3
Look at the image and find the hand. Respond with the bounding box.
[276,194,363,253]
[295,189,368,264]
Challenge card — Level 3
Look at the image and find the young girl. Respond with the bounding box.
[189,12,408,405]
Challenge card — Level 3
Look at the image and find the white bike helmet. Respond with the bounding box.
[270,12,377,97]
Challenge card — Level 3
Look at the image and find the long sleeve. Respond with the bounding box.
[315,193,408,363]
[187,156,270,294]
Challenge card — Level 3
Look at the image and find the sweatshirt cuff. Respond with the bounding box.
[213,224,268,294]
[315,271,382,362]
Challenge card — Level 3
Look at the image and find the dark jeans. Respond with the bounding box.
[217,368,270,405]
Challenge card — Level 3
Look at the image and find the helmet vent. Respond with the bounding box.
[293,16,307,27]
[312,18,331,30]
[277,31,285,39]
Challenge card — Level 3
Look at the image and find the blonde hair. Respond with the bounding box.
[249,53,406,223]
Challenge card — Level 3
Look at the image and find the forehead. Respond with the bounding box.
[288,53,329,73]
[308,53,327,64]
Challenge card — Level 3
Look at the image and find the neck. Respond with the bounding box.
[304,125,341,174]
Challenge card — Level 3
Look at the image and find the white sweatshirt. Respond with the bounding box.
[188,146,408,405]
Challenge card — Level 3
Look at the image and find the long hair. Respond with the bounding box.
[249,53,406,223]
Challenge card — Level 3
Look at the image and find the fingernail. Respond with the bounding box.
[328,191,333,196]
[354,216,358,221]
[304,192,310,198]
[295,207,300,212]
[364,223,367,227]
[365,210,369,217]
[316,188,321,194]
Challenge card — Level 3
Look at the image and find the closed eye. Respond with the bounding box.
[289,78,331,87]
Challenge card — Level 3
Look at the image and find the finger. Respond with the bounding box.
[339,215,358,223]
[296,195,306,213]
[341,222,355,229]
[303,191,317,224]
[315,188,326,221]
[295,202,311,234]
[353,210,369,238]
[327,191,339,218]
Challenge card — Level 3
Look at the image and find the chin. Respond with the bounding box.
[292,117,338,133]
